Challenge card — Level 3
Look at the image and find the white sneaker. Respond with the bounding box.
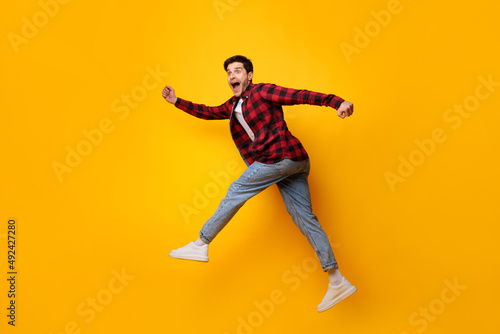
[317,277,357,312]
[169,241,209,262]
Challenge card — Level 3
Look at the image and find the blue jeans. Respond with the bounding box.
[199,158,338,271]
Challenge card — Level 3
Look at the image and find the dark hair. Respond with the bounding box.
[224,55,253,74]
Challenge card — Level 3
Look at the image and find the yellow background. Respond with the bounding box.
[1,0,499,333]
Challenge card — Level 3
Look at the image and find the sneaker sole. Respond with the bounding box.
[169,252,209,262]
[317,285,357,313]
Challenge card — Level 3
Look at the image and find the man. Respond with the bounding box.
[162,55,356,312]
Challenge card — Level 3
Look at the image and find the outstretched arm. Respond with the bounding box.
[258,84,353,119]
[161,85,232,120]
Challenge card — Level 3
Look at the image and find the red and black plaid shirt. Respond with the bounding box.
[175,82,345,165]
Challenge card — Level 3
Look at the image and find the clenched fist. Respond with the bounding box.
[162,85,177,104]
[337,101,354,119]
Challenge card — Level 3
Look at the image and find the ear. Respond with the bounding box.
[248,71,253,81]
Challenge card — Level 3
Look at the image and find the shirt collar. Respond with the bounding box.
[241,82,253,99]
[231,82,254,103]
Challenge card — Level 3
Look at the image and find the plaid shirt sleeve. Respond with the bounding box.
[174,97,233,120]
[257,84,345,110]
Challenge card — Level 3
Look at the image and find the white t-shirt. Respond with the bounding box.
[233,98,255,141]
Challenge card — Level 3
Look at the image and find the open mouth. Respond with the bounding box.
[231,81,241,91]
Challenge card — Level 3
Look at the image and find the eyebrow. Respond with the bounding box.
[227,67,243,72]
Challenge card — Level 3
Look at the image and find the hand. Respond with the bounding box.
[337,101,354,119]
[162,85,177,104]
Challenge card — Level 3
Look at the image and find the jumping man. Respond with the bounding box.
[162,55,356,312]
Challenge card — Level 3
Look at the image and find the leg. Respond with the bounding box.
[276,160,338,271]
[199,158,306,243]
[170,158,306,262]
[276,161,357,312]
